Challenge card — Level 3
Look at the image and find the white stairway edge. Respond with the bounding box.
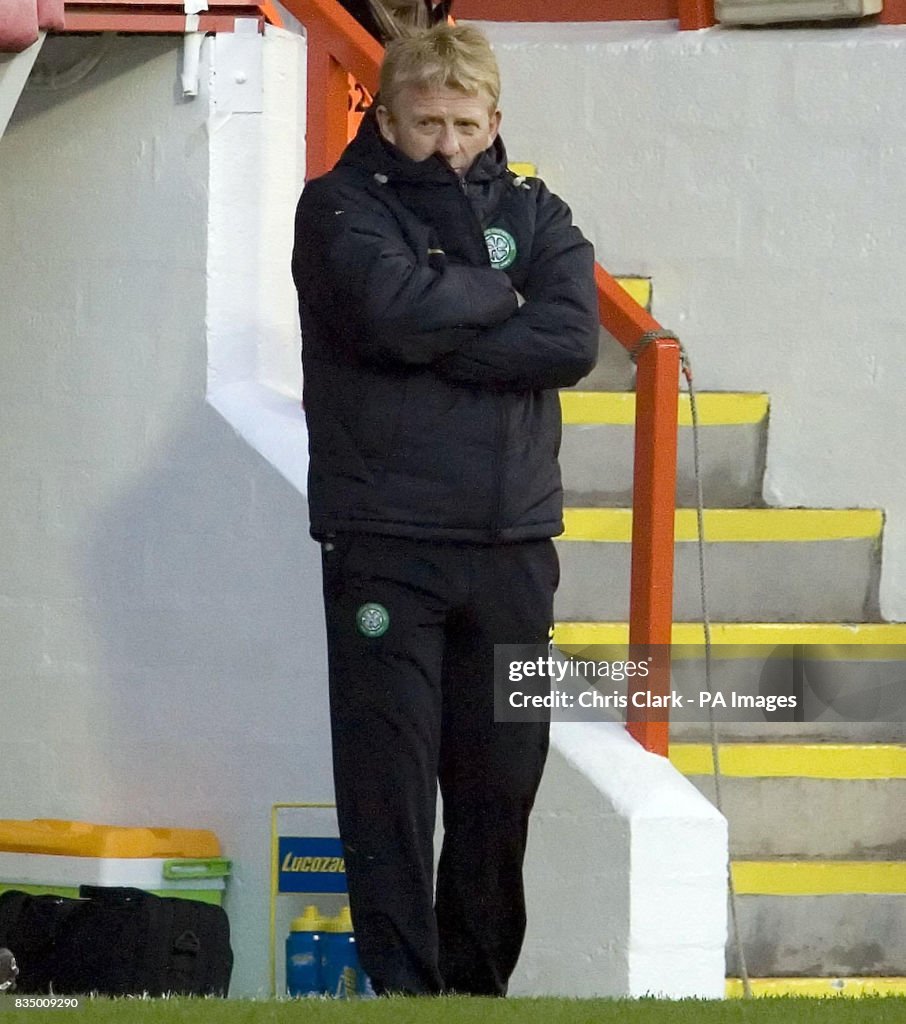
[513,720,728,998]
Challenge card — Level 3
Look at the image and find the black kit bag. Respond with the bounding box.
[0,890,80,993]
[0,886,232,996]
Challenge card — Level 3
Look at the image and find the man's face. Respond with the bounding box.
[376,84,501,177]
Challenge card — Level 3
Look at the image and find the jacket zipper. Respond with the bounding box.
[457,170,505,540]
[452,165,509,544]
[456,173,490,262]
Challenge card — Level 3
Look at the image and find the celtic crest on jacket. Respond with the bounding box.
[484,227,517,270]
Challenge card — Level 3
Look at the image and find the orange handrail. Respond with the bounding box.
[285,0,679,756]
[594,267,679,757]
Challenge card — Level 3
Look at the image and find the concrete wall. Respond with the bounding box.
[476,21,906,622]
[0,31,326,996]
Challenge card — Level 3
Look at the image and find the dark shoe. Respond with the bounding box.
[0,948,18,993]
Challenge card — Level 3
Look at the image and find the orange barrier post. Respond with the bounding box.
[626,339,680,756]
[595,265,679,757]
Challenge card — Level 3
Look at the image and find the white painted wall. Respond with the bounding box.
[206,24,310,493]
[475,20,906,622]
[0,31,327,996]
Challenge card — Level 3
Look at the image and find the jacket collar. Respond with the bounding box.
[338,104,509,187]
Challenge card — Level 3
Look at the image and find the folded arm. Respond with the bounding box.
[292,180,518,366]
[434,183,599,391]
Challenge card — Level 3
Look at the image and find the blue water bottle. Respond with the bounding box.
[286,905,323,997]
[321,906,374,998]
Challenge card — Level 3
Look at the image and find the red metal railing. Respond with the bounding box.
[57,0,284,35]
[286,0,382,174]
[283,0,679,756]
[50,0,906,44]
[455,0,714,29]
[457,0,906,29]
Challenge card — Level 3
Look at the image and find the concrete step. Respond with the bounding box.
[728,869,906,976]
[672,721,906,743]
[670,745,906,859]
[729,892,906,977]
[671,742,906,780]
[554,620,906,648]
[554,269,906,980]
[672,742,906,976]
[554,508,883,622]
[553,622,906,742]
[688,779,906,860]
[560,392,768,508]
[554,620,906,644]
[725,976,906,996]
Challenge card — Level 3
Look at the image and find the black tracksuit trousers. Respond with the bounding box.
[321,533,556,996]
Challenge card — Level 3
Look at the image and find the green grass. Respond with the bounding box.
[4,996,906,1024]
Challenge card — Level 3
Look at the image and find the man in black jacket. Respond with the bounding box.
[292,24,598,997]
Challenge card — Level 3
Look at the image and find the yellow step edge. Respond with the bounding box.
[560,507,883,543]
[560,391,769,427]
[732,860,906,896]
[553,622,906,648]
[507,162,536,177]
[670,744,906,779]
[615,277,652,311]
[727,977,906,998]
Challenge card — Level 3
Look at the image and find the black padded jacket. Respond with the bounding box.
[292,112,599,543]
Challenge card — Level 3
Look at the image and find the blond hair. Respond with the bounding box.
[379,23,500,113]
